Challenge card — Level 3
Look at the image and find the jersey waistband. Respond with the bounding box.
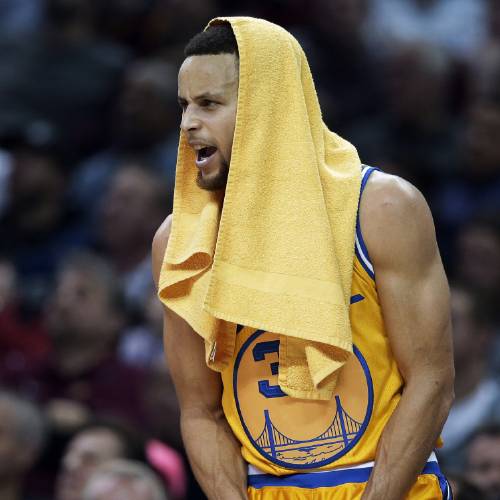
[247,452,448,492]
[248,451,437,477]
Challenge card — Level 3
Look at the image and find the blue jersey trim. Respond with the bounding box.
[248,460,445,490]
[355,166,379,281]
[233,331,374,470]
[350,294,365,304]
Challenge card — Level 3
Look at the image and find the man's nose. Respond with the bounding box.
[180,106,201,132]
[63,451,82,472]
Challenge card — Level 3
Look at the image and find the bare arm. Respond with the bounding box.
[152,216,247,500]
[360,174,455,500]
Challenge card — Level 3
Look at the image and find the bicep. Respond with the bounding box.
[164,307,222,414]
[362,175,453,383]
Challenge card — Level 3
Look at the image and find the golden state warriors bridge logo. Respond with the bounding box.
[233,327,374,469]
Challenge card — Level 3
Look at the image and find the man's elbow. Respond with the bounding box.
[429,364,455,417]
[180,401,225,425]
[405,363,455,412]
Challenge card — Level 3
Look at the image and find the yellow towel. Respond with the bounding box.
[158,17,362,400]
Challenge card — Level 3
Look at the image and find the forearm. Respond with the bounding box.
[181,406,247,500]
[362,378,453,500]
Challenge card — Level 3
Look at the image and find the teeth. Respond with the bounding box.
[194,145,217,164]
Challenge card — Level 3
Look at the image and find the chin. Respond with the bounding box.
[196,162,229,191]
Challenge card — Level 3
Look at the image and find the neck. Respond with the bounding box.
[454,357,487,401]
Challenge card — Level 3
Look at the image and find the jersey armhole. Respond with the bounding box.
[355,166,379,281]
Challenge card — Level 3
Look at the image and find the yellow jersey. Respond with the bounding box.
[221,166,402,473]
[219,166,450,498]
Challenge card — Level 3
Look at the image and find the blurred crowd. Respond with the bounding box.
[0,0,499,499]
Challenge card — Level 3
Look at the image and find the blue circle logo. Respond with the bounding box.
[233,330,373,469]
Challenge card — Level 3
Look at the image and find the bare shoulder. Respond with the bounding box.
[360,171,437,270]
[152,214,172,287]
[360,171,427,221]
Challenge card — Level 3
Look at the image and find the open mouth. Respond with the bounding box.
[195,146,218,168]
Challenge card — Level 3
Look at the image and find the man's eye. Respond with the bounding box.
[200,100,217,108]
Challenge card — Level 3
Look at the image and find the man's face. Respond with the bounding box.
[83,474,157,500]
[467,434,500,499]
[100,166,164,248]
[56,429,125,500]
[0,404,32,481]
[46,268,120,345]
[178,53,238,191]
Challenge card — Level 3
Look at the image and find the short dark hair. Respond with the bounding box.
[468,423,500,445]
[74,418,146,462]
[184,22,238,58]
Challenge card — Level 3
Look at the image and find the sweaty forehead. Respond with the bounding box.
[178,54,239,97]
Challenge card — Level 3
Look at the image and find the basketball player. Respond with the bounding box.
[152,19,454,500]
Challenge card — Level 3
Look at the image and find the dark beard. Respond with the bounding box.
[196,161,229,191]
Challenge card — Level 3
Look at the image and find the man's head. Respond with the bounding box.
[46,252,125,350]
[99,163,170,257]
[385,42,452,125]
[465,424,500,499]
[3,121,68,236]
[450,285,495,370]
[0,391,46,485]
[82,459,167,500]
[56,421,143,500]
[178,22,239,191]
[114,60,178,150]
[455,214,500,296]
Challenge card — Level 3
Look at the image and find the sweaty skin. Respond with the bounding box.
[155,52,454,500]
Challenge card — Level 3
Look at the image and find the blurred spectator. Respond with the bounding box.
[95,164,170,311]
[0,0,44,40]
[71,59,178,215]
[0,122,90,306]
[367,0,487,61]
[472,44,500,103]
[431,46,500,247]
[0,149,12,215]
[348,41,458,190]
[446,472,486,500]
[487,0,500,45]
[294,0,384,131]
[1,252,146,432]
[119,290,164,367]
[56,420,145,500]
[0,0,129,161]
[142,358,182,451]
[94,0,219,57]
[453,214,500,300]
[0,260,51,374]
[439,286,500,471]
[464,424,500,500]
[0,390,47,500]
[0,259,16,313]
[82,459,168,500]
[146,440,186,500]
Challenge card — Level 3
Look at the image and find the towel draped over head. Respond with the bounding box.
[158,17,362,400]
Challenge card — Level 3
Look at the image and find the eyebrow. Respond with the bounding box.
[177,92,224,103]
